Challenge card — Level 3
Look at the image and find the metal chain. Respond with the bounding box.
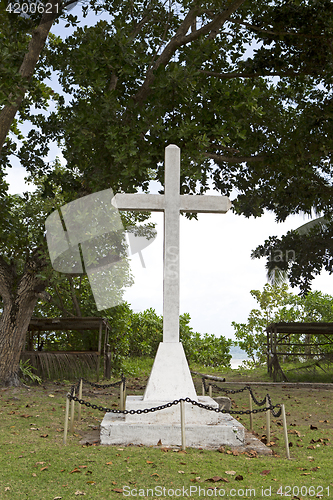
[202,380,281,417]
[69,376,126,398]
[67,393,281,417]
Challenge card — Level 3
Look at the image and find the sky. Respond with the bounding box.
[6,162,333,342]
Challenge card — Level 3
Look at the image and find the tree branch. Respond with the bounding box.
[0,256,13,307]
[229,18,333,40]
[205,152,265,163]
[132,0,247,107]
[0,0,60,153]
[68,276,82,317]
[198,69,309,79]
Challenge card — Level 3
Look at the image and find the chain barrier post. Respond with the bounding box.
[120,379,124,411]
[249,392,253,432]
[208,384,212,398]
[63,395,70,445]
[70,389,75,433]
[281,404,291,459]
[180,400,186,451]
[123,378,127,411]
[266,396,271,445]
[202,378,205,396]
[78,379,83,421]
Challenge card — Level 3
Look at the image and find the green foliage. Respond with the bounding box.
[126,309,232,368]
[18,359,42,385]
[127,308,163,357]
[232,283,333,363]
[253,219,333,295]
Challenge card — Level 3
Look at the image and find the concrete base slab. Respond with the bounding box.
[100,412,245,448]
[100,395,245,448]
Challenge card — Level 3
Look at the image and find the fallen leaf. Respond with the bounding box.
[151,473,159,477]
[232,450,239,456]
[180,462,187,465]
[178,470,185,474]
[217,446,225,453]
[146,461,154,464]
[32,473,37,477]
[206,476,226,483]
[260,470,270,476]
[40,467,48,471]
[53,497,62,500]
[289,430,301,437]
[310,425,318,430]
[48,394,55,398]
[157,439,162,446]
[4,487,10,491]
[235,475,244,481]
[86,481,96,485]
[40,434,48,438]
[225,471,236,475]
[74,491,85,496]
[70,468,81,474]
[113,489,123,494]
[78,466,87,469]
[106,461,113,465]
[301,472,311,476]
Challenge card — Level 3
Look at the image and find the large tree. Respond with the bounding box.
[1,0,333,384]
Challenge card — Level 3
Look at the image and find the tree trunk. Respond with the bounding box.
[0,254,47,386]
[0,294,39,386]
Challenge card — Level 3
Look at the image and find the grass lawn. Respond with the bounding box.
[1,361,333,499]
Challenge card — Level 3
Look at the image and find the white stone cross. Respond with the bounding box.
[112,144,231,344]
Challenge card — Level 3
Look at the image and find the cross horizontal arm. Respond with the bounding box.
[180,195,232,213]
[112,193,164,212]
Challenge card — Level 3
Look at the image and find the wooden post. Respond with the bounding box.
[202,379,205,396]
[208,384,212,398]
[63,395,70,445]
[249,392,253,432]
[78,379,83,421]
[281,404,291,459]
[266,396,271,445]
[267,330,270,374]
[180,400,186,451]
[70,389,75,433]
[123,379,127,410]
[120,384,123,411]
[97,323,102,381]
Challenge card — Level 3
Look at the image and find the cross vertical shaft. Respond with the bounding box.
[163,145,180,343]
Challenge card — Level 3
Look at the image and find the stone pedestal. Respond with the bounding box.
[100,395,245,448]
[143,342,197,401]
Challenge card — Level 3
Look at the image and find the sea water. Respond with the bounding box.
[229,344,249,369]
